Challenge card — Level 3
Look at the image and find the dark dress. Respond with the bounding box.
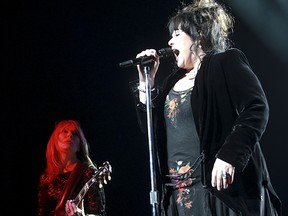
[164,87,239,216]
[37,165,106,216]
[165,87,206,215]
[130,48,282,215]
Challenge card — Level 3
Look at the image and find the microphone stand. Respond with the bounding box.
[142,63,159,216]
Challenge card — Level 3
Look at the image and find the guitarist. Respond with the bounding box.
[37,120,107,216]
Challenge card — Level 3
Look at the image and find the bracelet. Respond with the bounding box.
[137,85,155,93]
[137,85,146,93]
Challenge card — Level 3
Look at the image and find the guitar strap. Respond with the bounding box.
[54,162,88,216]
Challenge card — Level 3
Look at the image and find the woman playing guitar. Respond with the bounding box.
[37,119,111,216]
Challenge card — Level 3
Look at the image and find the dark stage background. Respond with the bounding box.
[3,0,288,215]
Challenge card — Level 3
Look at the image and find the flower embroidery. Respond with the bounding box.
[166,97,179,123]
[165,89,191,125]
[169,161,195,209]
[178,163,191,174]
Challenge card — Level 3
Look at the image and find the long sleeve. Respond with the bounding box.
[129,80,160,134]
[80,167,107,216]
[216,49,269,171]
[193,48,269,172]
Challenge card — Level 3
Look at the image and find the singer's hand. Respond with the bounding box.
[136,49,160,84]
[211,158,235,191]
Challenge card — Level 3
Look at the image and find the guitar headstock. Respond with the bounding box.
[96,161,112,188]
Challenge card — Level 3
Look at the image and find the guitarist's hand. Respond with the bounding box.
[65,199,85,216]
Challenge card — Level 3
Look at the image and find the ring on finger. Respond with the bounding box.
[222,171,229,179]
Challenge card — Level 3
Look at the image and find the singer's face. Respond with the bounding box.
[168,29,197,70]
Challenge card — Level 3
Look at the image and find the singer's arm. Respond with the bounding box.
[135,49,161,103]
[128,48,172,132]
[129,80,159,133]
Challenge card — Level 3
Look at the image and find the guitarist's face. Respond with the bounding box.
[57,125,81,154]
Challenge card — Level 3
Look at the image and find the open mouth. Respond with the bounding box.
[172,49,179,60]
[173,49,179,57]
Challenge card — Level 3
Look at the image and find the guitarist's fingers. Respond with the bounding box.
[65,200,76,216]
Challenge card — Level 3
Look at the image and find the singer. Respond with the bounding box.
[128,0,282,215]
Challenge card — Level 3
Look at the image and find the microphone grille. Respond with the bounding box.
[158,47,174,58]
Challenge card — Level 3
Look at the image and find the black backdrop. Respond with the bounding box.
[3,0,288,215]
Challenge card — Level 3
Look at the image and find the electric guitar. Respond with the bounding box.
[73,161,112,206]
[54,161,112,215]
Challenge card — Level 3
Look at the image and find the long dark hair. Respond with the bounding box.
[168,0,234,53]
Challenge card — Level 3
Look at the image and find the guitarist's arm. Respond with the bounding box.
[66,167,106,216]
[66,198,105,216]
[77,166,106,215]
[84,175,106,215]
[65,162,110,216]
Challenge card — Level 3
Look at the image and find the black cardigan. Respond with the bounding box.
[130,48,282,215]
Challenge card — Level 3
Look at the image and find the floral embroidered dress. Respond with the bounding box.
[164,87,209,215]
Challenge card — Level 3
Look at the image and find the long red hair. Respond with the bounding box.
[44,120,95,181]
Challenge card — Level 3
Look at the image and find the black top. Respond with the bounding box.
[165,87,201,182]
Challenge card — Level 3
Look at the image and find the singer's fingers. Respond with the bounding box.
[136,49,157,58]
[148,49,157,55]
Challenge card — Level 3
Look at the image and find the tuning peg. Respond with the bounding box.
[99,182,103,188]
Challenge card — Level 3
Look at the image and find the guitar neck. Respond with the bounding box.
[74,176,98,206]
[73,161,111,206]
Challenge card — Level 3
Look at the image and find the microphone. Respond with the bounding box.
[119,47,174,68]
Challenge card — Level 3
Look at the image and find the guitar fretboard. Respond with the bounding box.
[74,177,97,206]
